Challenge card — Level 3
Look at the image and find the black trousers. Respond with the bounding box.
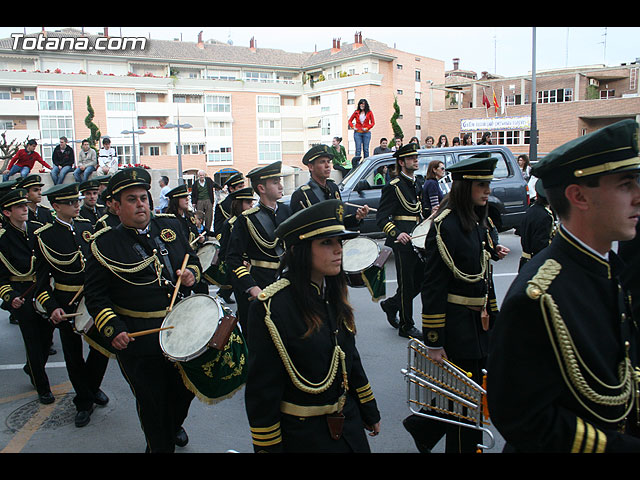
[390,247,423,330]
[116,351,195,453]
[14,298,54,395]
[56,320,109,411]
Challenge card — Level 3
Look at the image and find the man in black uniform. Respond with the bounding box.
[0,188,55,403]
[518,179,556,271]
[84,167,201,452]
[226,161,291,338]
[488,119,640,452]
[78,178,105,226]
[93,184,120,233]
[15,174,54,226]
[375,143,423,339]
[290,144,369,228]
[213,172,245,238]
[34,182,110,427]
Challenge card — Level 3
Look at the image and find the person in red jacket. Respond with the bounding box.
[3,139,52,181]
[348,98,375,161]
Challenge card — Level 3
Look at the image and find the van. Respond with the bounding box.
[326,145,529,234]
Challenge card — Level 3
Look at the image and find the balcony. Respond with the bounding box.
[0,99,39,116]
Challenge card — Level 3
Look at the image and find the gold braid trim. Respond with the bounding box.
[434,209,489,284]
[527,259,636,423]
[37,236,84,274]
[90,238,163,286]
[0,251,36,277]
[260,278,348,399]
[393,183,422,214]
[245,217,280,259]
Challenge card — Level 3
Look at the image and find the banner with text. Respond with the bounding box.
[461,116,531,132]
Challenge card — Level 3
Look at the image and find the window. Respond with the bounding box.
[0,120,13,130]
[207,147,232,164]
[205,95,231,113]
[39,89,72,111]
[397,64,403,70]
[179,144,205,155]
[600,89,615,99]
[148,146,160,156]
[106,92,135,111]
[397,90,403,95]
[631,68,638,90]
[257,96,280,114]
[116,145,135,164]
[458,152,510,179]
[258,141,281,163]
[205,70,238,81]
[537,88,573,104]
[0,91,10,100]
[259,119,280,136]
[347,90,355,105]
[415,70,421,82]
[245,71,273,83]
[207,121,232,137]
[40,115,74,160]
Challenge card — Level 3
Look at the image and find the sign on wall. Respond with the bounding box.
[461,116,531,132]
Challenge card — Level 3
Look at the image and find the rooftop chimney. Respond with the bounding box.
[331,37,341,54]
[250,36,257,52]
[354,31,363,48]
[453,58,460,70]
[197,31,204,49]
[103,27,109,38]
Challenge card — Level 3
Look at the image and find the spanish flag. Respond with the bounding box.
[492,88,499,114]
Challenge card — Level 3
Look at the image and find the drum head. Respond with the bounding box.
[74,297,93,333]
[197,242,218,269]
[160,294,223,362]
[342,237,379,273]
[411,219,432,250]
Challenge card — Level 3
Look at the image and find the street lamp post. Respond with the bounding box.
[165,116,192,186]
[120,129,145,165]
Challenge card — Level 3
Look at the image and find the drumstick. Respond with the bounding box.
[19,282,37,300]
[127,326,174,338]
[68,286,84,306]
[61,312,83,319]
[344,202,377,212]
[168,253,190,312]
[189,233,205,246]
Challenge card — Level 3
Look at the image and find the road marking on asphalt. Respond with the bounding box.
[1,381,73,453]
[0,361,67,371]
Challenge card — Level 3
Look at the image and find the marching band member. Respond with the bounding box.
[34,182,110,427]
[0,188,55,404]
[84,167,201,452]
[404,153,500,453]
[213,172,245,238]
[518,179,556,271]
[245,199,381,452]
[375,143,423,339]
[290,144,369,228]
[488,119,640,452]
[78,179,105,226]
[225,161,291,339]
[15,174,54,226]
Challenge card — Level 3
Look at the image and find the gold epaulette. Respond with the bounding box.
[229,216,238,225]
[257,278,291,302]
[96,214,109,223]
[92,225,112,240]
[301,185,311,191]
[76,218,91,223]
[390,178,400,185]
[34,223,53,235]
[526,259,561,300]
[0,228,4,239]
[242,206,260,216]
[434,207,451,223]
[155,213,177,219]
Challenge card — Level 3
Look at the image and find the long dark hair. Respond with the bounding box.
[167,196,194,222]
[356,98,370,114]
[438,179,488,232]
[278,240,355,338]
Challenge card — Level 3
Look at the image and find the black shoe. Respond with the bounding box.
[175,427,189,447]
[399,326,423,340]
[75,406,94,427]
[402,414,433,453]
[48,347,57,356]
[39,391,55,405]
[93,389,109,406]
[380,299,399,329]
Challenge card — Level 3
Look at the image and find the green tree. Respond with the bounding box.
[84,96,101,151]
[389,96,403,148]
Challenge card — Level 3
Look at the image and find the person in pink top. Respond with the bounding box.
[3,139,52,181]
[348,98,375,161]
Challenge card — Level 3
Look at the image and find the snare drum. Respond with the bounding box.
[71,297,116,358]
[160,294,247,403]
[73,297,93,335]
[33,297,48,319]
[411,219,433,253]
[342,237,380,288]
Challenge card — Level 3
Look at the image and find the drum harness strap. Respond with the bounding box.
[259,278,349,414]
[526,258,637,425]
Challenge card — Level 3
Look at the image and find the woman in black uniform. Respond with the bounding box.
[403,153,501,453]
[245,199,381,453]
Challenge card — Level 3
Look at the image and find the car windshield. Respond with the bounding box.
[340,156,382,190]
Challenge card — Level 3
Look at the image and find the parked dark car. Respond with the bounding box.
[284,145,530,235]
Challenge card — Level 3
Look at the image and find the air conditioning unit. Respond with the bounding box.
[589,78,600,87]
[10,87,20,93]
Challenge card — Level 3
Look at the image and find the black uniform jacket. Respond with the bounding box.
[213,195,232,238]
[420,208,499,358]
[245,278,381,452]
[28,205,53,225]
[519,203,555,259]
[487,225,640,452]
[33,217,93,313]
[93,211,120,233]
[79,204,105,227]
[84,216,201,357]
[0,221,43,308]
[375,172,423,252]
[226,202,291,292]
[290,177,362,230]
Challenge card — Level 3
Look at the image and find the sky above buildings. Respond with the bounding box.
[1,26,638,78]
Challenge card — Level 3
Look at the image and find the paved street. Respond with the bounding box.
[0,230,522,454]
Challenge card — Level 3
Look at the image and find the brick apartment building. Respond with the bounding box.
[0,28,445,187]
[0,27,638,189]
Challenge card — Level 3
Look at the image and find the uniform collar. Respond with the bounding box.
[259,201,278,215]
[400,171,416,184]
[55,216,74,231]
[556,224,612,279]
